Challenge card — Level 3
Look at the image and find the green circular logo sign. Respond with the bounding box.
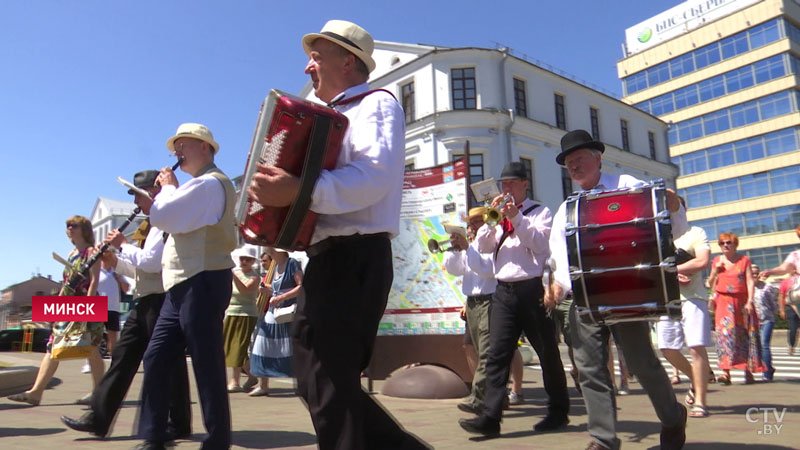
[638,28,653,43]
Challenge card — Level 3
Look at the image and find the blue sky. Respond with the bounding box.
[0,0,679,289]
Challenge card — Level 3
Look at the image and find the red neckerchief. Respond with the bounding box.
[499,204,524,234]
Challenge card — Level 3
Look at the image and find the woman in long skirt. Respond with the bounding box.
[223,244,260,392]
[248,248,303,396]
[707,232,765,384]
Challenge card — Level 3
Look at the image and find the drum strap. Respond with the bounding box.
[494,204,540,260]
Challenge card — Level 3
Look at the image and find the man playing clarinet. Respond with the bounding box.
[61,170,191,441]
[248,19,428,450]
[135,123,238,450]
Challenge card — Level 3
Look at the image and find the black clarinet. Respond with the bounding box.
[61,158,183,295]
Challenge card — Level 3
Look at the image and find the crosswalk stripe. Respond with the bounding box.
[525,345,800,380]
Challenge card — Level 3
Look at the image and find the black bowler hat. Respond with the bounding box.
[556,129,605,165]
[128,170,159,194]
[499,162,527,180]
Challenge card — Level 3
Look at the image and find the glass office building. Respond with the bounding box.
[618,0,800,268]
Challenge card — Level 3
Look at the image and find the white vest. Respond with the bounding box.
[161,165,238,291]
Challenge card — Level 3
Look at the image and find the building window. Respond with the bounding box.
[620,119,630,151]
[677,164,800,208]
[401,81,415,123]
[451,68,476,110]
[405,162,415,171]
[561,168,573,200]
[519,157,534,200]
[622,18,783,95]
[513,78,527,118]
[554,94,566,129]
[648,131,657,160]
[668,90,798,146]
[590,107,600,140]
[452,153,484,207]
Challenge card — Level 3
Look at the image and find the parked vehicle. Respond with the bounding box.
[0,328,51,353]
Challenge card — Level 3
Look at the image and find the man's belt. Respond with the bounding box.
[467,294,493,302]
[306,232,390,258]
[497,277,543,287]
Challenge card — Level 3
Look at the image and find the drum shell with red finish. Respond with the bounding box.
[565,182,680,324]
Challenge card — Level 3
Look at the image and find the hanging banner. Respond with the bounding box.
[380,158,469,335]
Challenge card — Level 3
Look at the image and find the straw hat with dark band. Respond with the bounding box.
[166,123,220,155]
[302,20,376,73]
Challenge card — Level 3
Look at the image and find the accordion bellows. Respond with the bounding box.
[235,90,348,251]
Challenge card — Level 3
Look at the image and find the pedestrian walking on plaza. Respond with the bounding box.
[61,170,192,440]
[752,264,779,381]
[248,248,302,396]
[8,216,105,407]
[707,232,766,385]
[224,244,261,394]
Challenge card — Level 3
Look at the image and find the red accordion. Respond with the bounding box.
[235,89,348,251]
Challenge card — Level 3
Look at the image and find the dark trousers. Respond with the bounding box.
[483,278,569,421]
[139,269,232,449]
[90,293,191,436]
[292,235,428,450]
[787,305,799,348]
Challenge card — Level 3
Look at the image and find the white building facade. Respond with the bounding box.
[302,41,678,212]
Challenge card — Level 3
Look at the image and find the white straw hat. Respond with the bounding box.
[302,20,376,73]
[231,244,259,260]
[166,123,220,155]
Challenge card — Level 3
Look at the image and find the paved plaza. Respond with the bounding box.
[0,337,798,449]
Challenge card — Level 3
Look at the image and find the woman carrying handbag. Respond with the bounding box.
[248,248,303,396]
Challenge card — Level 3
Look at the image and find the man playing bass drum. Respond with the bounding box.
[545,129,689,450]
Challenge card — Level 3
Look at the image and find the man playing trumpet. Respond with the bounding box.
[460,162,569,436]
[442,207,496,415]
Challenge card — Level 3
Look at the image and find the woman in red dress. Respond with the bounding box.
[707,232,765,384]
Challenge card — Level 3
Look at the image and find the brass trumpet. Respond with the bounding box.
[427,238,455,253]
[484,193,513,227]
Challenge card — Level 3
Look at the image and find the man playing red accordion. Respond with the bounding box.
[249,19,428,450]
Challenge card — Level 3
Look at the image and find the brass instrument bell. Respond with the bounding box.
[427,238,455,253]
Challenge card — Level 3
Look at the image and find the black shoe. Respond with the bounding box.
[164,424,191,441]
[459,415,500,437]
[456,402,481,415]
[660,404,687,450]
[61,412,104,437]
[533,415,569,432]
[131,441,167,450]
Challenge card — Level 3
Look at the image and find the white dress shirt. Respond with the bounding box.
[549,172,689,295]
[118,225,166,274]
[309,83,406,244]
[443,244,497,296]
[150,174,225,234]
[474,198,552,282]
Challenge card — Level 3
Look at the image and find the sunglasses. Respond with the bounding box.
[718,240,734,246]
[66,224,79,230]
